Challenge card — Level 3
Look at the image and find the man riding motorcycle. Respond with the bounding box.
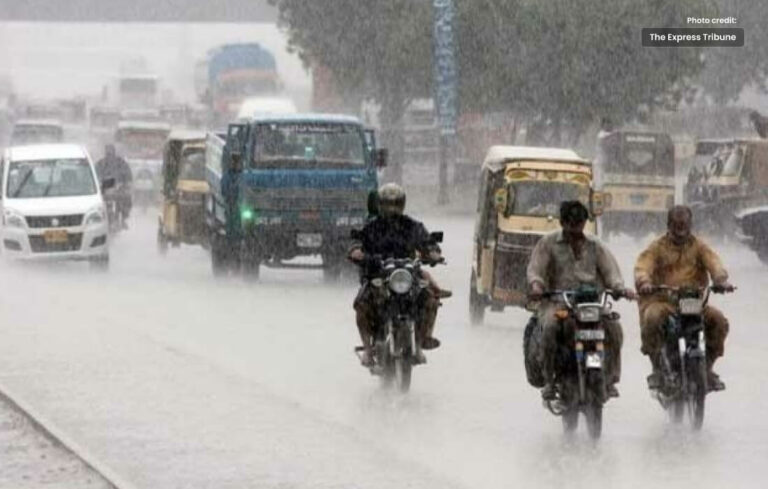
[96,144,133,227]
[527,201,636,400]
[348,183,451,367]
[634,205,734,391]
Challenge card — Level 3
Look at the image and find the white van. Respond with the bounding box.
[1,144,110,269]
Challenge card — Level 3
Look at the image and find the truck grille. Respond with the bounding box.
[29,233,83,253]
[26,214,84,228]
[247,188,367,211]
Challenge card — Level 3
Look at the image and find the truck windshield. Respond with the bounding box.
[507,181,588,217]
[708,146,743,178]
[7,158,96,199]
[252,122,366,168]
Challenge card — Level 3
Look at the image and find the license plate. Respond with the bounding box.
[296,233,323,248]
[576,329,605,341]
[43,229,69,244]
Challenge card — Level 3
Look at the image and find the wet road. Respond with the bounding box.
[0,210,765,488]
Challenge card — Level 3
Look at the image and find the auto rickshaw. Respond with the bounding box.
[469,146,603,324]
[157,131,209,253]
[595,130,675,237]
[687,138,768,238]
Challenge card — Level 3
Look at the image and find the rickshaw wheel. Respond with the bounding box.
[469,270,485,325]
[157,226,169,255]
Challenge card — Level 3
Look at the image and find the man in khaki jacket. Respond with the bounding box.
[634,206,734,391]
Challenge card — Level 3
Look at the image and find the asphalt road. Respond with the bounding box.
[0,210,765,488]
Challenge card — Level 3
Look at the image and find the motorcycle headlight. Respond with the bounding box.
[576,305,601,323]
[388,268,413,294]
[3,210,25,228]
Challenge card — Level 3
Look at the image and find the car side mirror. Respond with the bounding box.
[429,231,444,244]
[101,177,116,191]
[375,148,388,168]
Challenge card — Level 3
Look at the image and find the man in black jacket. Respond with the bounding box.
[349,183,450,366]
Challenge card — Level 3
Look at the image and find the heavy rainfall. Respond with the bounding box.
[0,0,766,488]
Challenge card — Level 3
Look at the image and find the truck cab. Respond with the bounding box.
[206,113,386,280]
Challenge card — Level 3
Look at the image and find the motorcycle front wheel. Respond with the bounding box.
[584,370,604,440]
[686,356,707,430]
[394,357,412,393]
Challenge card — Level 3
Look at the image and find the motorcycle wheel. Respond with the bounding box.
[584,370,604,440]
[469,271,485,325]
[394,357,412,393]
[687,357,707,430]
[670,399,685,423]
[322,254,342,283]
[562,408,579,433]
[377,341,395,389]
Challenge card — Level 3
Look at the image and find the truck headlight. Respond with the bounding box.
[388,269,413,294]
[3,210,25,228]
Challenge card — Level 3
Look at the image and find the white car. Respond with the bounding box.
[1,144,110,269]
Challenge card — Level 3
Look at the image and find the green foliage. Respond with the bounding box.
[271,0,723,144]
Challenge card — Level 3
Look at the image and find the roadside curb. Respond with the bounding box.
[0,380,139,489]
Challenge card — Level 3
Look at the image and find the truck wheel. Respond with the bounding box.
[242,251,261,281]
[757,245,768,265]
[211,234,231,277]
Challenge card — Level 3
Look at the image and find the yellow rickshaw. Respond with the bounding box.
[157,131,209,253]
[469,146,603,324]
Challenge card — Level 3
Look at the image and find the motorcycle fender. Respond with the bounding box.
[585,352,603,369]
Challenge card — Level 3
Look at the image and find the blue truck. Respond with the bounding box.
[205,113,387,280]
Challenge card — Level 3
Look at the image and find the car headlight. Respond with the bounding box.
[3,210,25,228]
[576,305,601,323]
[85,210,105,226]
[388,269,413,294]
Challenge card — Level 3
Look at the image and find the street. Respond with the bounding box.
[0,210,765,489]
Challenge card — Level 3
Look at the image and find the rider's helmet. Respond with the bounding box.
[378,183,406,218]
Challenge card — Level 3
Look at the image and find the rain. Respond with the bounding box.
[0,1,766,488]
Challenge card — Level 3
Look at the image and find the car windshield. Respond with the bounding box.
[507,181,588,217]
[6,158,96,199]
[179,150,205,180]
[252,122,366,168]
[117,130,168,159]
[11,126,63,144]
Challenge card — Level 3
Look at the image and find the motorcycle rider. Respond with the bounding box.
[634,205,734,391]
[528,200,636,400]
[96,144,133,227]
[348,183,450,367]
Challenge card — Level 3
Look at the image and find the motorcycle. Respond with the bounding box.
[530,286,626,439]
[352,232,445,393]
[103,183,130,235]
[645,284,733,430]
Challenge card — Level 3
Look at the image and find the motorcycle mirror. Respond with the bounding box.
[430,231,444,243]
[101,177,116,191]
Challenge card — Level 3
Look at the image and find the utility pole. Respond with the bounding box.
[432,0,458,205]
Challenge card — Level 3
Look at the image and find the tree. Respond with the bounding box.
[269,0,434,180]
